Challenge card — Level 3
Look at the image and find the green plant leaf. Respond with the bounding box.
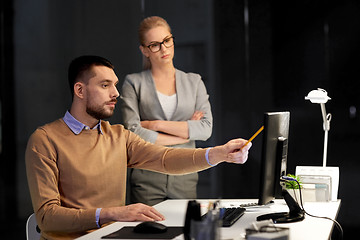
[285,174,302,189]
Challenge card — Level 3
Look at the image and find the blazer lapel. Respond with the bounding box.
[144,70,167,120]
[171,69,182,120]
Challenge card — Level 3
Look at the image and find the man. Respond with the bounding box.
[25,55,251,239]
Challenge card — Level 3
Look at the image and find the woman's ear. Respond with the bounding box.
[139,45,150,58]
[74,82,85,99]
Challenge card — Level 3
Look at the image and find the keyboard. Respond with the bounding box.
[202,207,246,227]
[220,207,246,227]
[240,202,259,208]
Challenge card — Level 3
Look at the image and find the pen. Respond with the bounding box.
[241,125,264,149]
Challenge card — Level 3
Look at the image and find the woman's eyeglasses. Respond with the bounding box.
[145,36,175,53]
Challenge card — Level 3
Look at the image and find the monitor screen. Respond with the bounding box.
[258,111,290,205]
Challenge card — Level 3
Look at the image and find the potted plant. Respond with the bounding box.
[285,174,302,203]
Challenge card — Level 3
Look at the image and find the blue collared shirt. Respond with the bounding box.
[63,111,103,135]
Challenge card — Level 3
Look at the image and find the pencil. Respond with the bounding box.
[241,125,264,149]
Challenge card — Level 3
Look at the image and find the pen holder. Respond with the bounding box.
[190,209,221,240]
[184,200,202,240]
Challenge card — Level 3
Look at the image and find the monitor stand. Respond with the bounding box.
[257,189,305,223]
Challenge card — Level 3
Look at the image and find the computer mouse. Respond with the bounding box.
[133,221,168,234]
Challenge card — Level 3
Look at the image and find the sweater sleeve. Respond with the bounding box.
[25,129,98,235]
[125,130,211,174]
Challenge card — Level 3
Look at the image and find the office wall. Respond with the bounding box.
[1,0,359,238]
[213,0,274,199]
[272,2,360,236]
[213,1,360,237]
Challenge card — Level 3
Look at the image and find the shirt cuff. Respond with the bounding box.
[95,208,102,228]
[205,147,216,166]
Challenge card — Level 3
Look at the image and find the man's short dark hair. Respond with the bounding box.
[68,55,114,98]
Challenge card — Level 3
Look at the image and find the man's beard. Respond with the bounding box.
[86,99,116,120]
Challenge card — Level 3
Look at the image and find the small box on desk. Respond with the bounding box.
[296,166,339,202]
[300,175,331,202]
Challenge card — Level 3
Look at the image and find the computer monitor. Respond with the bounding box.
[258,111,290,205]
[257,111,304,223]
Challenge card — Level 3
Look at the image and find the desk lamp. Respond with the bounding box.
[305,88,332,167]
[296,88,339,201]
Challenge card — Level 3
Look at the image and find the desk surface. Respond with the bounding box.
[76,199,341,240]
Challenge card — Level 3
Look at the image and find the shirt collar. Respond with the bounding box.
[63,111,103,135]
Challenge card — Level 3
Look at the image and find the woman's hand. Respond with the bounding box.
[141,120,156,131]
[191,111,204,120]
[140,110,205,142]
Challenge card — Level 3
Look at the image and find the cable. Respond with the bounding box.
[281,176,343,240]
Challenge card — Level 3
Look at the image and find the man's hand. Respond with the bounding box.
[208,139,252,166]
[100,203,165,225]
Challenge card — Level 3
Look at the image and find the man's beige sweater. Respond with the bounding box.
[25,119,210,239]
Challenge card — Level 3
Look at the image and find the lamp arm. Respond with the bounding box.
[320,103,332,167]
[320,103,332,131]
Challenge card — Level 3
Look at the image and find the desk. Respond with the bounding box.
[76,199,341,240]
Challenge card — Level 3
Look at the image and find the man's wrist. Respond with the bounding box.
[95,208,102,228]
[206,147,217,166]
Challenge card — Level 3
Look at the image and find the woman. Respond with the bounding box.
[120,16,213,206]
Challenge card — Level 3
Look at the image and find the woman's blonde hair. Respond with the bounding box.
[138,16,172,70]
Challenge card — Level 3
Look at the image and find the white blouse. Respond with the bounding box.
[156,91,177,120]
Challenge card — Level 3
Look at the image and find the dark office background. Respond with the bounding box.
[1,0,359,239]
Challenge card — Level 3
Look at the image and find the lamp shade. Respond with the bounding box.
[305,88,331,104]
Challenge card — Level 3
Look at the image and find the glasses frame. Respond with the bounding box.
[145,36,175,53]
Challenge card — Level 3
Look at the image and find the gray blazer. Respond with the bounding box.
[119,69,213,148]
